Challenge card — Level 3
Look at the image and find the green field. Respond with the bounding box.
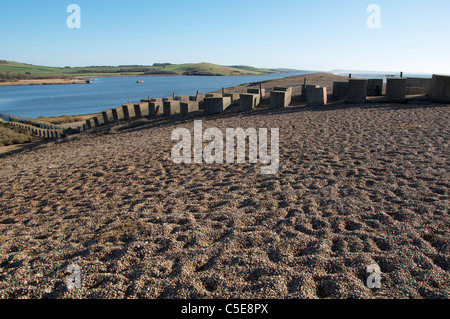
[0,60,284,80]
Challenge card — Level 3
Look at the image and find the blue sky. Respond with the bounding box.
[1,0,449,73]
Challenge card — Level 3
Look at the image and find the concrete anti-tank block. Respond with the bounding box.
[205,93,222,98]
[111,107,125,121]
[301,85,319,100]
[180,101,199,116]
[102,110,115,124]
[93,116,104,127]
[134,102,150,118]
[174,96,190,102]
[204,97,232,115]
[122,104,132,120]
[239,93,260,111]
[247,88,266,98]
[407,78,432,95]
[348,79,368,104]
[406,87,427,95]
[270,89,292,109]
[149,101,163,116]
[224,93,239,103]
[163,100,181,116]
[189,94,205,102]
[332,82,349,100]
[307,87,327,106]
[430,74,450,103]
[386,78,407,102]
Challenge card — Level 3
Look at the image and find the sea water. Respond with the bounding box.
[0,73,308,119]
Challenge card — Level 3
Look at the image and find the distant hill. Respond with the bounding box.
[229,65,282,74]
[0,60,285,80]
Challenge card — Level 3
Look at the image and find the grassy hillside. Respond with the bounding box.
[0,60,284,80]
[163,63,277,76]
[229,65,281,74]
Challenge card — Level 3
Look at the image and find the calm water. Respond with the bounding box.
[0,73,308,119]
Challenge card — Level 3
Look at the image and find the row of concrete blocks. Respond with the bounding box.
[4,116,60,131]
[9,121,63,138]
[82,88,282,130]
[332,75,450,103]
[264,74,449,107]
[241,85,329,111]
[332,78,413,103]
[80,74,450,131]
[85,100,199,128]
[82,94,219,130]
[204,86,294,114]
[238,87,293,111]
[332,78,432,100]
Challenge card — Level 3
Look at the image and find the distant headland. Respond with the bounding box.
[0,60,299,86]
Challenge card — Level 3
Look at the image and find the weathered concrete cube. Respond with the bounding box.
[102,110,115,124]
[224,93,239,103]
[133,104,143,118]
[111,107,124,121]
[85,119,93,129]
[367,79,383,96]
[122,104,136,120]
[332,82,349,100]
[274,87,293,95]
[180,101,199,116]
[139,101,151,117]
[93,116,104,127]
[239,93,260,111]
[174,96,190,102]
[301,85,319,100]
[163,100,181,116]
[205,93,222,98]
[204,97,232,115]
[247,88,266,98]
[348,79,368,104]
[386,78,407,102]
[149,101,164,116]
[430,74,450,103]
[189,94,205,102]
[133,102,149,118]
[270,90,292,109]
[406,87,427,95]
[189,94,205,109]
[307,87,327,106]
[407,77,432,95]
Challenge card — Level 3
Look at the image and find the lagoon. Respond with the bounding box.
[0,73,308,119]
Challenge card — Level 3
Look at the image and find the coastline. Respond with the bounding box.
[0,78,88,86]
[0,72,341,153]
[27,72,343,119]
[37,72,345,120]
[0,71,286,86]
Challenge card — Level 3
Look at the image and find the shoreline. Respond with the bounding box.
[26,72,345,120]
[0,72,287,87]
[0,78,88,86]
[1,72,342,154]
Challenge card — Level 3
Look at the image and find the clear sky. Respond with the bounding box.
[1,0,449,73]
